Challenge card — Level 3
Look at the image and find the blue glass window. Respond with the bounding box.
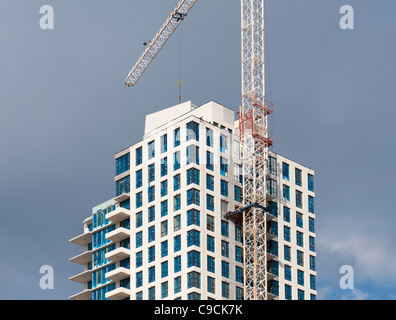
[148,141,155,160]
[136,291,143,300]
[174,128,180,147]
[148,286,155,300]
[236,266,243,283]
[267,240,278,257]
[296,190,302,209]
[148,186,155,203]
[186,145,199,165]
[161,157,168,177]
[161,240,168,258]
[174,151,180,171]
[285,285,292,300]
[187,188,200,206]
[309,236,315,252]
[221,240,229,258]
[235,246,242,263]
[187,209,200,227]
[221,180,228,197]
[174,194,181,211]
[136,147,142,166]
[297,231,304,247]
[235,226,242,242]
[186,121,199,141]
[207,256,215,273]
[284,226,291,242]
[187,230,200,247]
[136,271,143,288]
[308,174,314,191]
[221,261,229,278]
[310,275,316,290]
[296,212,303,228]
[187,250,201,268]
[285,265,292,281]
[297,250,304,266]
[148,266,155,283]
[206,128,213,147]
[116,176,130,196]
[136,170,142,189]
[283,185,290,202]
[221,220,229,237]
[220,134,228,154]
[235,186,242,202]
[116,153,130,176]
[173,174,181,191]
[136,231,142,248]
[206,174,214,191]
[161,200,168,217]
[148,164,155,183]
[206,151,214,171]
[136,192,142,209]
[220,157,228,176]
[161,134,167,154]
[207,235,215,252]
[161,282,168,298]
[161,180,168,197]
[207,194,214,211]
[283,206,290,222]
[309,217,315,233]
[208,276,215,294]
[174,256,181,273]
[148,246,155,263]
[298,289,305,300]
[174,235,181,252]
[148,226,155,243]
[136,251,142,268]
[295,168,302,186]
[174,277,181,294]
[310,255,316,271]
[284,245,291,261]
[222,282,230,298]
[236,287,243,300]
[298,270,304,286]
[282,162,289,180]
[308,196,314,214]
[187,168,200,185]
[148,205,155,222]
[161,261,168,278]
[187,271,201,289]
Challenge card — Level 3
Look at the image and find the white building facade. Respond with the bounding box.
[69,101,317,300]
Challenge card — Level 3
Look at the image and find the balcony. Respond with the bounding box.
[105,267,130,282]
[105,227,130,243]
[69,269,91,283]
[69,289,91,300]
[105,287,130,300]
[69,232,91,246]
[114,192,130,204]
[69,250,92,265]
[106,207,130,223]
[105,247,130,263]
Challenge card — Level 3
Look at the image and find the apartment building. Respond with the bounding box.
[69,101,317,300]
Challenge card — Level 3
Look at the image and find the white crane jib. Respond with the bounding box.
[125,0,197,87]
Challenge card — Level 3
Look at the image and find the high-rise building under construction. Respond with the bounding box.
[69,100,317,300]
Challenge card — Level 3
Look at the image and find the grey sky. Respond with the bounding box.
[0,0,395,299]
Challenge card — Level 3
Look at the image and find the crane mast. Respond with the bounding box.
[125,0,274,301]
[240,0,273,301]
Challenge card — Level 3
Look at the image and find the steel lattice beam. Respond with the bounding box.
[125,0,197,87]
[240,0,271,301]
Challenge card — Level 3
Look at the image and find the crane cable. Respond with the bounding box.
[177,23,183,104]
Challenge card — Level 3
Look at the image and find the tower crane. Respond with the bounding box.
[125,0,274,301]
